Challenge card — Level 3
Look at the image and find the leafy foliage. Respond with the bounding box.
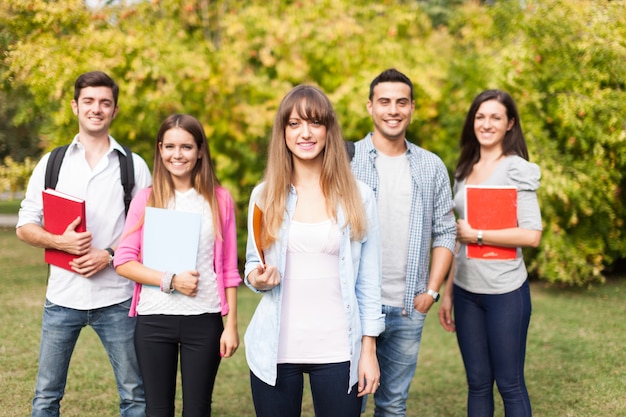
[425,0,625,285]
[1,0,624,285]
[0,156,36,199]
[496,0,626,284]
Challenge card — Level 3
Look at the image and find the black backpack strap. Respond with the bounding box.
[345,140,355,162]
[116,146,135,216]
[44,145,70,190]
[45,144,135,216]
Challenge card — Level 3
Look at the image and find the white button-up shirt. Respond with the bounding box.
[17,136,152,310]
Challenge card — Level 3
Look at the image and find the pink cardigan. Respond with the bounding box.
[115,186,242,317]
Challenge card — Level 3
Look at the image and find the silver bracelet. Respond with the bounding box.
[160,271,176,294]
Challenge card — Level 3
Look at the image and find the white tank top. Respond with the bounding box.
[277,219,350,364]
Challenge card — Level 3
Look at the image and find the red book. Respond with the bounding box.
[42,189,86,271]
[465,185,517,260]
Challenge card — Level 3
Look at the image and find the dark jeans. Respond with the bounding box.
[135,313,223,417]
[454,280,532,417]
[250,362,362,417]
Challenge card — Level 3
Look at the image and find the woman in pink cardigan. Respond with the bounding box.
[114,114,241,417]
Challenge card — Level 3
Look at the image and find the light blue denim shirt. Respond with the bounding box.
[243,180,385,393]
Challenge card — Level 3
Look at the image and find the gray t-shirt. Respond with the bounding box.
[453,155,542,294]
[376,152,411,307]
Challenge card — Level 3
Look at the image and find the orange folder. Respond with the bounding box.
[252,203,265,265]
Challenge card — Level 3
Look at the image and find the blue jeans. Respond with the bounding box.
[373,305,426,417]
[453,280,532,417]
[31,299,145,417]
[250,362,362,417]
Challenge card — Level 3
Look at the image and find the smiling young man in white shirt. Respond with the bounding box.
[17,71,151,417]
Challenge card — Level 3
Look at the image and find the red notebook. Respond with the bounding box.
[42,189,86,271]
[465,185,517,260]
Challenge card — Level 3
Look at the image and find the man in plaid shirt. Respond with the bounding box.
[350,68,456,417]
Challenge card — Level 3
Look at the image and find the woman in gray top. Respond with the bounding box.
[439,90,542,417]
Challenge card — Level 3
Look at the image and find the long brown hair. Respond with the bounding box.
[259,85,366,247]
[149,114,222,239]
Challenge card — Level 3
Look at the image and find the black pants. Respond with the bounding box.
[135,313,223,417]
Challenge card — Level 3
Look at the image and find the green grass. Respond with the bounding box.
[1,227,625,417]
[0,199,20,214]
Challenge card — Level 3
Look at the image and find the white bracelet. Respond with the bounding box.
[160,271,176,294]
[477,230,483,246]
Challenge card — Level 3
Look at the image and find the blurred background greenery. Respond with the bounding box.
[1,0,624,286]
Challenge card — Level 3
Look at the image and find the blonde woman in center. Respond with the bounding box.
[244,85,385,417]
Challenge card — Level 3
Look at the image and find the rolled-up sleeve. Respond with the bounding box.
[355,183,385,337]
[16,154,49,228]
[431,159,457,253]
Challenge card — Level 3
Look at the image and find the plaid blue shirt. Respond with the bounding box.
[351,133,456,315]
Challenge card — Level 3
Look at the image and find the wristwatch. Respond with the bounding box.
[426,288,440,302]
[105,247,114,268]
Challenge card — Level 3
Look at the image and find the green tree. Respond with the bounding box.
[3,0,451,257]
[437,0,626,284]
[510,0,626,284]
[1,0,624,285]
[0,3,44,162]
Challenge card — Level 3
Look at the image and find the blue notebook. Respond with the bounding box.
[143,207,202,273]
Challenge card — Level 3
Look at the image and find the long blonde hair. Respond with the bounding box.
[149,114,222,239]
[259,85,366,247]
